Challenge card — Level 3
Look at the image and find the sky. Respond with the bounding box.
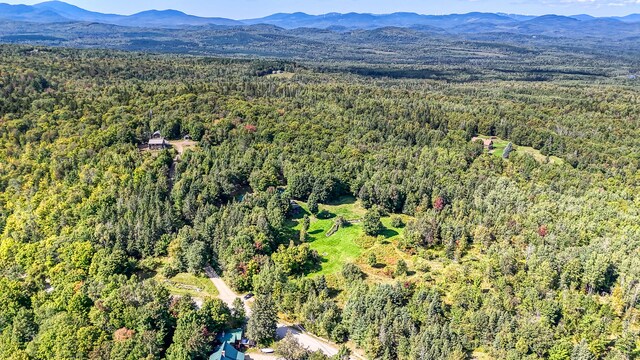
[5,0,640,19]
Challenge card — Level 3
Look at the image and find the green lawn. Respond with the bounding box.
[476,135,563,164]
[154,271,219,298]
[290,197,405,277]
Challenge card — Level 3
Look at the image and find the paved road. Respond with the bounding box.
[204,267,339,357]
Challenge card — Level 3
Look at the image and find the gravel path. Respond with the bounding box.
[204,267,340,356]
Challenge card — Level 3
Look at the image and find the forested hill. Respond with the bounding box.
[1,20,640,73]
[0,44,640,359]
[2,2,640,68]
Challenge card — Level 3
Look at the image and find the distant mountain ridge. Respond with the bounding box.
[0,1,639,33]
[0,1,242,27]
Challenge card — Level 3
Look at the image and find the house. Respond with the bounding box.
[210,329,245,360]
[149,131,169,150]
[148,137,168,150]
[471,137,494,150]
[218,329,243,346]
[209,341,245,360]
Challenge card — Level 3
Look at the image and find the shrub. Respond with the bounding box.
[391,216,404,228]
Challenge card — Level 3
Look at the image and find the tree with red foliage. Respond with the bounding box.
[538,225,548,238]
[433,196,445,211]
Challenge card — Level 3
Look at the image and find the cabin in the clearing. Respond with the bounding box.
[472,137,494,150]
[148,131,169,150]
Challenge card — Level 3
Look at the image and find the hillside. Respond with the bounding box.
[0,44,640,358]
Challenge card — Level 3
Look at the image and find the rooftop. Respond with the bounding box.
[149,138,167,145]
[209,342,245,360]
[217,328,243,344]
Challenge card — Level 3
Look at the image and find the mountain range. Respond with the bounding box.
[1,1,639,32]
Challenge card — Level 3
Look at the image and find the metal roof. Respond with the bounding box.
[209,342,245,360]
[148,138,166,145]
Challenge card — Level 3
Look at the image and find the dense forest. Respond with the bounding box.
[0,43,640,359]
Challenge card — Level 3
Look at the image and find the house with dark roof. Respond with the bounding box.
[148,137,169,150]
[148,131,169,150]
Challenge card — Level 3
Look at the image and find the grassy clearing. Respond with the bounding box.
[476,135,563,164]
[290,196,407,277]
[265,71,295,79]
[156,272,219,298]
[141,258,219,299]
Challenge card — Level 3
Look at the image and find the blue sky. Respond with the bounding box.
[6,0,640,18]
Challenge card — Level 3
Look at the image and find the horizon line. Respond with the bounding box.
[3,1,640,20]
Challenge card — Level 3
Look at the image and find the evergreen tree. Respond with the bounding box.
[368,253,378,267]
[308,194,319,215]
[247,295,277,346]
[231,298,246,327]
[571,340,595,360]
[395,259,408,277]
[503,142,514,159]
[363,208,383,236]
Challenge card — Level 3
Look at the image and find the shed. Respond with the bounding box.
[151,131,162,139]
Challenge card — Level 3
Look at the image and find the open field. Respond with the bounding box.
[476,135,564,164]
[157,272,219,298]
[142,258,220,299]
[288,197,409,277]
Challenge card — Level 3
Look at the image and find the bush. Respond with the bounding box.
[391,216,404,228]
[367,253,377,267]
[161,263,179,278]
[342,263,364,282]
[394,259,408,277]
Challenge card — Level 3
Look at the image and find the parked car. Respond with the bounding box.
[243,292,254,300]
